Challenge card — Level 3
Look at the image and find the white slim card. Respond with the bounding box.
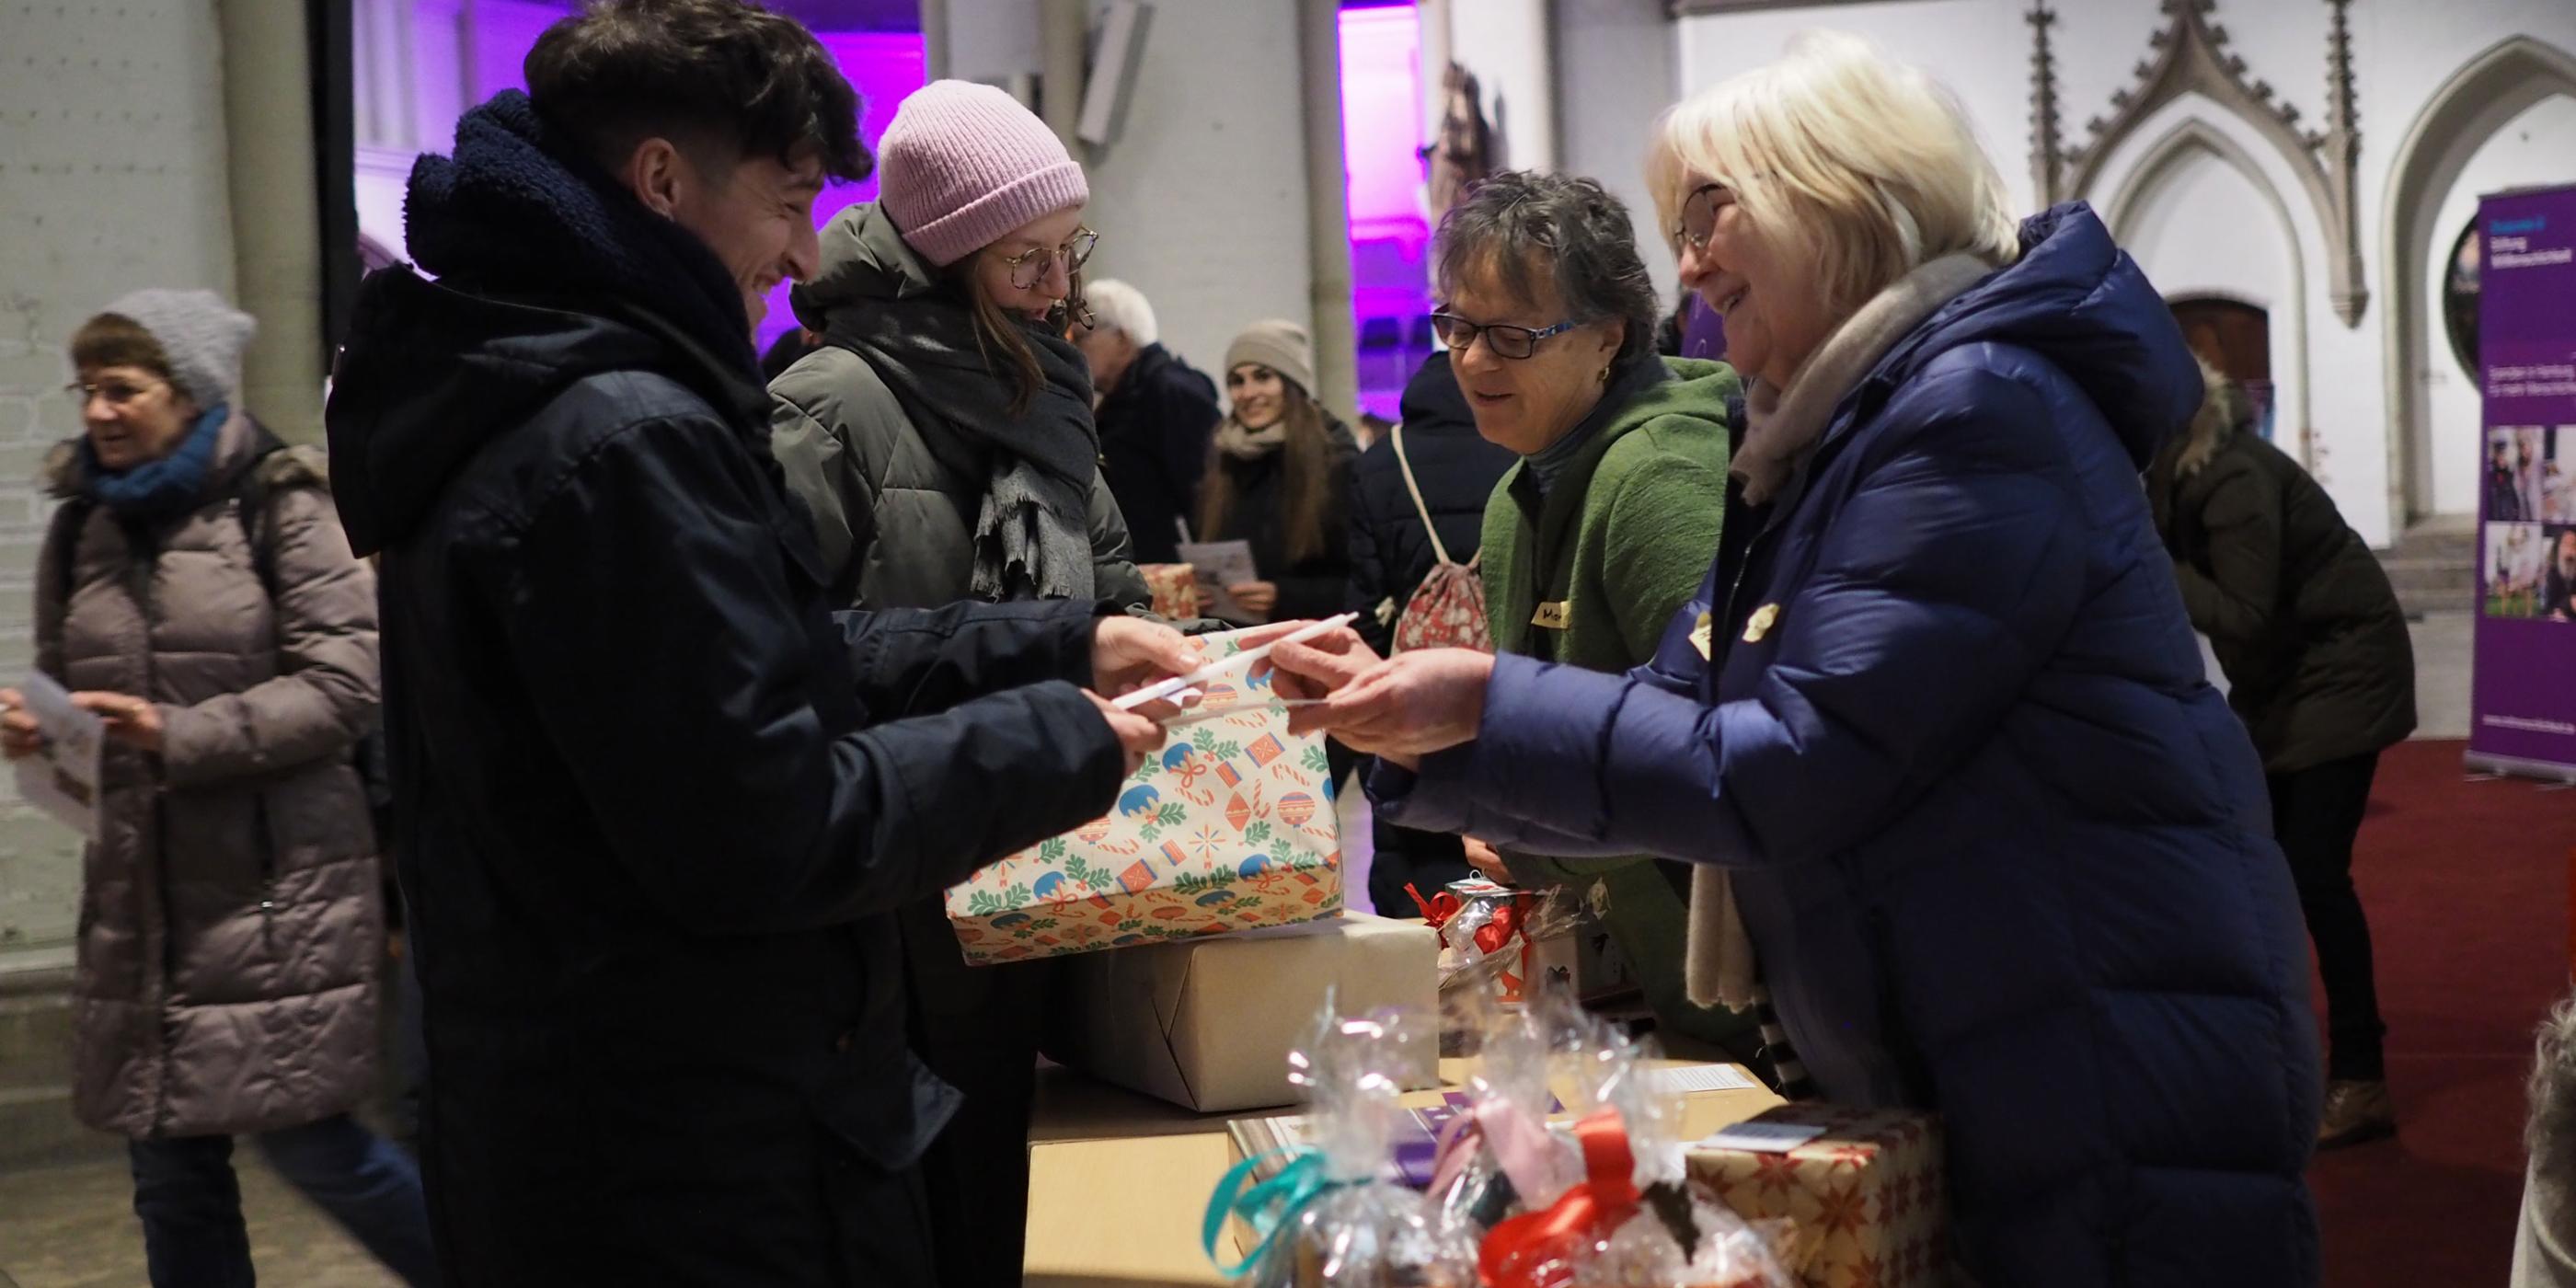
[1700,1121,1828,1154]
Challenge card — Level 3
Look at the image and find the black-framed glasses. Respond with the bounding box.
[1429,312,1580,360]
[63,375,167,410]
[1673,182,1736,250]
[999,227,1098,291]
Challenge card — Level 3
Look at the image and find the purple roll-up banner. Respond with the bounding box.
[2467,183,2576,783]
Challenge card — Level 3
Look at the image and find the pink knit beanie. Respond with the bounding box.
[878,81,1090,268]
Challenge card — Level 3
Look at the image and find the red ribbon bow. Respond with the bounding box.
[1478,1109,1640,1288]
[1405,882,1531,956]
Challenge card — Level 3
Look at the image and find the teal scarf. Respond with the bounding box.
[82,404,227,520]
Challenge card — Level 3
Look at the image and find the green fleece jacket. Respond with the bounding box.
[1478,355,1752,1050]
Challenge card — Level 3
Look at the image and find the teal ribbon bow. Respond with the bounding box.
[1202,1145,1344,1279]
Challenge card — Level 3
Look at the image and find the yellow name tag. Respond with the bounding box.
[1689,611,1714,660]
[1531,601,1570,630]
[1742,603,1781,644]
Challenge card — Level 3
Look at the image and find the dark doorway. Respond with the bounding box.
[2169,295,2273,439]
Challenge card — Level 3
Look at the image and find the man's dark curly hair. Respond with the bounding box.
[526,0,871,183]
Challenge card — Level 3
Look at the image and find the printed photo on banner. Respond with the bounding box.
[2485,426,2576,524]
[2486,522,2576,622]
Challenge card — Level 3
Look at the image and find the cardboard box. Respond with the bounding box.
[1685,1104,1948,1288]
[1057,912,1441,1112]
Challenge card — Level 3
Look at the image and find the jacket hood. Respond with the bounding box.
[1616,356,1740,434]
[793,203,941,333]
[1397,351,1477,435]
[1871,203,2202,471]
[325,267,754,555]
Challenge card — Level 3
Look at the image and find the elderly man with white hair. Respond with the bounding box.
[1076,278,1222,563]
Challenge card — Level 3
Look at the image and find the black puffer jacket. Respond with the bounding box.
[2148,395,2416,773]
[1098,342,1222,565]
[1344,352,1517,654]
[326,93,1127,1285]
[1343,353,1516,914]
[1203,414,1361,623]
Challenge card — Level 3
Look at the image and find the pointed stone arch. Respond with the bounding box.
[2381,35,2576,522]
[2034,0,2364,327]
[2100,116,2312,462]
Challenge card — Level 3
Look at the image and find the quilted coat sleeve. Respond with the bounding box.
[1087,467,1156,614]
[503,413,1126,934]
[768,396,873,601]
[159,484,380,787]
[1387,364,2089,869]
[2168,458,2280,648]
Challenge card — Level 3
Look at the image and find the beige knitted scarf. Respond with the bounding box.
[1686,251,1995,1011]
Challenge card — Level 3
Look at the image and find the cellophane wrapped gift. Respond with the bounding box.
[1683,1106,1947,1288]
[947,627,1342,963]
[1205,1006,1478,1287]
[1139,563,1202,619]
[1476,1006,1795,1288]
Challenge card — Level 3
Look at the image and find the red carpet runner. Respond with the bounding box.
[2308,739,2576,1285]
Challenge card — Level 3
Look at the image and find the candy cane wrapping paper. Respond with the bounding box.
[946,628,1344,964]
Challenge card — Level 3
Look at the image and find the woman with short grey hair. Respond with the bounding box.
[1414,168,1759,1057]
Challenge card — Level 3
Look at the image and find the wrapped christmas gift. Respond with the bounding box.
[1062,913,1439,1112]
[1685,1106,1947,1288]
[948,628,1343,963]
[1138,562,1202,619]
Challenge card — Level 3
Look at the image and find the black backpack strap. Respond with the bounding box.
[44,495,96,617]
[224,424,293,599]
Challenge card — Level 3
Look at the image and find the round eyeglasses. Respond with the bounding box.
[1673,182,1737,250]
[999,228,1099,291]
[1429,312,1580,361]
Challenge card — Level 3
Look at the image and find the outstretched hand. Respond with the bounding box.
[1271,643,1494,761]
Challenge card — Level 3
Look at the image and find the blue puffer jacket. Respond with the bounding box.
[1381,205,2320,1287]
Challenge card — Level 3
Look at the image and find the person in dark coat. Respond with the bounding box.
[320,6,1183,1282]
[766,84,1152,1288]
[1199,319,1360,625]
[1079,278,1222,565]
[1271,33,2320,1288]
[2545,528,2576,622]
[2148,361,2417,1149]
[1343,351,1516,913]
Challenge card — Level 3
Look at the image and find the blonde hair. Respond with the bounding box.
[1647,30,2021,321]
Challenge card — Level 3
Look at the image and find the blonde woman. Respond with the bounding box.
[1272,32,2319,1287]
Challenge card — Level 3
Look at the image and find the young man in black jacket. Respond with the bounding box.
[324,3,1186,1282]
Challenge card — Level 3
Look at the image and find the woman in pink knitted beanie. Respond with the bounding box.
[765,79,1156,1288]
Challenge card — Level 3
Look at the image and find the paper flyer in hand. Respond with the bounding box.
[14,673,104,840]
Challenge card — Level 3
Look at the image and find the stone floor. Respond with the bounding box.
[0,615,2491,1287]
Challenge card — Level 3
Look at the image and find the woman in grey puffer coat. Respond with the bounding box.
[1,291,436,1286]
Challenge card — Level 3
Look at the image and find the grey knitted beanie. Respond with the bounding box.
[98,289,257,410]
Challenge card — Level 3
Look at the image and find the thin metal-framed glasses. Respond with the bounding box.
[1429,312,1580,361]
[1673,182,1736,250]
[63,375,167,410]
[1000,227,1099,291]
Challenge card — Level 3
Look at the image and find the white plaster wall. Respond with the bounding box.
[1556,0,1680,289]
[1452,0,1557,172]
[2421,94,2576,516]
[0,0,238,960]
[1074,0,1317,385]
[2113,140,2300,443]
[1666,0,2576,544]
